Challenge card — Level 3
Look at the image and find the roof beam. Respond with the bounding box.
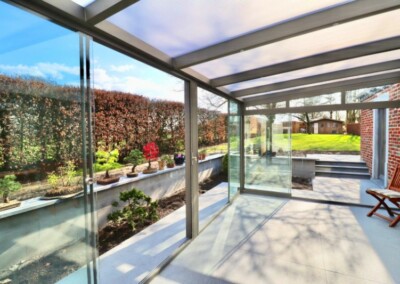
[173,0,400,69]
[211,36,400,87]
[85,0,139,25]
[244,100,400,116]
[244,71,400,106]
[232,59,400,98]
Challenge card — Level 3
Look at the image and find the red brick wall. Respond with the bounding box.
[346,123,360,135]
[360,83,400,180]
[360,92,378,174]
[360,109,374,173]
[388,84,400,181]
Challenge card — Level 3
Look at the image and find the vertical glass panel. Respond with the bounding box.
[0,1,96,283]
[198,88,228,227]
[244,114,292,194]
[228,101,241,200]
[91,41,187,282]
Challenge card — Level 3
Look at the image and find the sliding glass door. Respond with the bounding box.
[244,114,292,196]
[0,2,97,283]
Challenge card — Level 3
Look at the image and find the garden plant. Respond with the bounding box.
[108,188,159,231]
[123,149,145,178]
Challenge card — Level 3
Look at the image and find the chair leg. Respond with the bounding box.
[389,215,400,227]
[367,195,394,217]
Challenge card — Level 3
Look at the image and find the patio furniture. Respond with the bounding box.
[366,165,400,227]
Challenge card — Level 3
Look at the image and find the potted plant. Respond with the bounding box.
[158,155,169,170]
[0,175,22,211]
[166,156,175,168]
[124,149,145,178]
[96,146,121,185]
[174,153,185,166]
[42,161,83,199]
[199,149,207,161]
[142,142,159,174]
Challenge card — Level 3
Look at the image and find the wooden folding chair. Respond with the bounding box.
[366,165,400,227]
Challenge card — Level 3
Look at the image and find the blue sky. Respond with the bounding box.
[0,1,184,102]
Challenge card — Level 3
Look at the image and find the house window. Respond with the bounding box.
[321,123,324,127]
[327,122,331,127]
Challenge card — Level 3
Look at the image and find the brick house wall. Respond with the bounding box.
[360,83,400,181]
[346,123,360,135]
[388,84,400,181]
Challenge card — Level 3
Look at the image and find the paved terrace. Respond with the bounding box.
[153,194,400,284]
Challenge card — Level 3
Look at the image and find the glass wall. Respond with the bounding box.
[197,88,229,227]
[228,100,241,200]
[0,1,97,283]
[91,41,190,281]
[244,114,292,195]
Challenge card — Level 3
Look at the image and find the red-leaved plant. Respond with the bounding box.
[143,142,159,170]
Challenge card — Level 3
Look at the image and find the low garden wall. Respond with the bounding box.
[0,155,223,278]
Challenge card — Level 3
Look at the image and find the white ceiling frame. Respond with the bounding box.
[244,100,400,116]
[244,71,400,106]
[232,59,400,98]
[211,36,400,87]
[173,0,400,69]
[85,0,139,25]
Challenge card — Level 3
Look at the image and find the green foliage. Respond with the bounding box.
[47,161,80,189]
[289,134,360,151]
[160,155,170,162]
[108,188,159,231]
[0,175,22,198]
[123,149,145,172]
[222,153,228,175]
[95,143,122,175]
[165,155,174,164]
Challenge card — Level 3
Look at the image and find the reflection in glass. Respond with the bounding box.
[228,101,241,200]
[244,114,291,194]
[0,1,96,283]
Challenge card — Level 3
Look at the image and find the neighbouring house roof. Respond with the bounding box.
[311,118,344,123]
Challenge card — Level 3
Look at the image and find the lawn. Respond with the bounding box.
[291,134,360,151]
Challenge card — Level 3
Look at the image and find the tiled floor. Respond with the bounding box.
[152,195,400,284]
[292,176,384,206]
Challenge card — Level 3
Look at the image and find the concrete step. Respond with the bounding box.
[315,171,370,179]
[315,165,369,173]
[316,160,367,167]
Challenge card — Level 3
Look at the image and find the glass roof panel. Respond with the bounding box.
[108,0,351,57]
[191,9,400,79]
[244,69,400,99]
[226,49,400,92]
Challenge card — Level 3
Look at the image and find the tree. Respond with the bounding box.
[143,142,159,170]
[123,149,145,174]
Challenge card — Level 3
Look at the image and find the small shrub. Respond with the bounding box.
[47,161,80,189]
[108,188,159,231]
[0,175,22,203]
[123,149,145,173]
[95,143,121,177]
[222,153,228,174]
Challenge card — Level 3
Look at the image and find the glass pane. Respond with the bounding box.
[244,114,292,194]
[108,0,349,57]
[290,93,341,107]
[193,10,400,78]
[346,86,390,103]
[0,1,96,283]
[198,88,228,226]
[91,41,191,282]
[228,101,241,200]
